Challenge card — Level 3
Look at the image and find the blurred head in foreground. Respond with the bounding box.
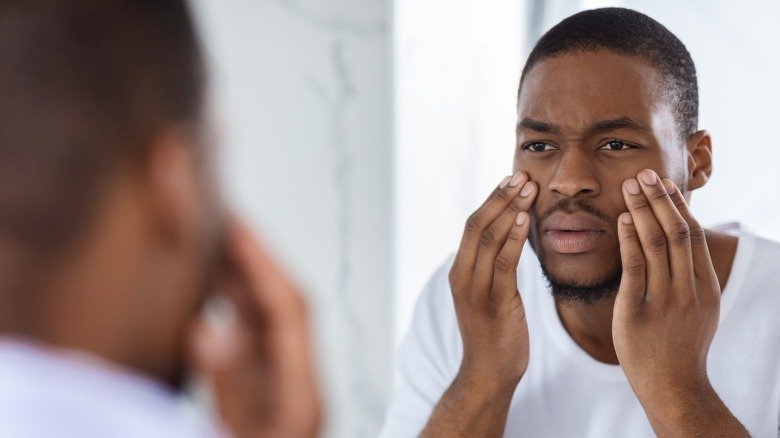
[0,0,223,388]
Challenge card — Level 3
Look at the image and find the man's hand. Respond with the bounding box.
[450,171,537,387]
[189,219,321,438]
[422,172,537,437]
[613,169,748,437]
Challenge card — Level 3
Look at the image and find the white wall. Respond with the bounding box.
[190,1,393,436]
[393,0,527,345]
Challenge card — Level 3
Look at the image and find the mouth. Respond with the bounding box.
[543,230,606,254]
[541,212,608,254]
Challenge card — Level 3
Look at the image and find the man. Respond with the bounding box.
[0,1,320,436]
[381,8,780,437]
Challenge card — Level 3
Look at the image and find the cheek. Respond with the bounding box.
[605,173,631,210]
[513,155,547,189]
[512,152,522,175]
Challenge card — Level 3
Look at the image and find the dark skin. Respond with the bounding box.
[0,126,321,437]
[422,50,748,436]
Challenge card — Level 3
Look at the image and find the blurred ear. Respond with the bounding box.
[143,127,203,246]
[685,130,712,192]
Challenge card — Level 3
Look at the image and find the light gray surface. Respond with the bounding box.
[190,1,393,436]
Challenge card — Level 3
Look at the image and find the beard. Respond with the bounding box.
[529,196,622,306]
[538,254,622,306]
[529,175,687,306]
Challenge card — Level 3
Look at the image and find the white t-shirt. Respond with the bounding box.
[0,338,218,438]
[380,225,780,437]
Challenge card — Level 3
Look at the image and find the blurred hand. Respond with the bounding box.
[189,219,321,438]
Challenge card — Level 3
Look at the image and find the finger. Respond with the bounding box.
[491,211,531,301]
[190,304,244,374]
[188,313,275,435]
[227,217,305,331]
[452,172,530,277]
[622,176,671,294]
[222,220,319,430]
[189,295,246,372]
[636,169,694,289]
[226,218,319,392]
[473,181,537,287]
[663,179,718,297]
[616,212,647,308]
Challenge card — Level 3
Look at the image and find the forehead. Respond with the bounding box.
[518,50,672,131]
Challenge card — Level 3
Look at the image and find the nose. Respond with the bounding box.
[548,149,600,198]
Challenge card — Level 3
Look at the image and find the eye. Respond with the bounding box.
[523,142,556,152]
[599,139,634,151]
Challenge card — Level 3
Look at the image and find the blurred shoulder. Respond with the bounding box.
[715,223,780,301]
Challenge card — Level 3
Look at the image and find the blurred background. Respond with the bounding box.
[189,0,780,436]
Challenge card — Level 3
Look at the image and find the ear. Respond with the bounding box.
[143,127,204,247]
[685,130,712,192]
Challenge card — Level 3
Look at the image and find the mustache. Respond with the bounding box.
[535,198,615,226]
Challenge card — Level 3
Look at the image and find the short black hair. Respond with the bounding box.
[0,0,204,256]
[519,7,698,138]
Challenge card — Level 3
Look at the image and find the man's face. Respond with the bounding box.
[515,50,687,304]
[148,118,227,388]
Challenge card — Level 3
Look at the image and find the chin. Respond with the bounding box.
[534,245,623,306]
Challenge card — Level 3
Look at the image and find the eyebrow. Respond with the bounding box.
[517,116,650,135]
[587,116,649,133]
[517,118,560,134]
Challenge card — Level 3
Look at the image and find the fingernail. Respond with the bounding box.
[515,212,526,226]
[639,169,657,185]
[499,176,511,189]
[625,179,641,195]
[509,171,525,187]
[662,179,676,194]
[520,182,534,197]
[621,213,634,225]
[194,319,241,370]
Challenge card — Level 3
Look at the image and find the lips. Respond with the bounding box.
[542,212,607,254]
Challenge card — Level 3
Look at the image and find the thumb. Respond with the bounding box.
[187,297,257,437]
[188,296,245,375]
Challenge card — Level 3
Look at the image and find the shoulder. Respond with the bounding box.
[708,223,780,286]
[0,341,214,438]
[750,233,780,261]
[404,254,459,354]
[419,254,456,307]
[734,228,780,284]
[719,226,780,318]
[380,256,460,437]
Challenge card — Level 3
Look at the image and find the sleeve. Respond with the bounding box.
[378,257,462,438]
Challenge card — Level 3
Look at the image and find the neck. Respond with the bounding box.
[0,179,186,388]
[555,228,738,365]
